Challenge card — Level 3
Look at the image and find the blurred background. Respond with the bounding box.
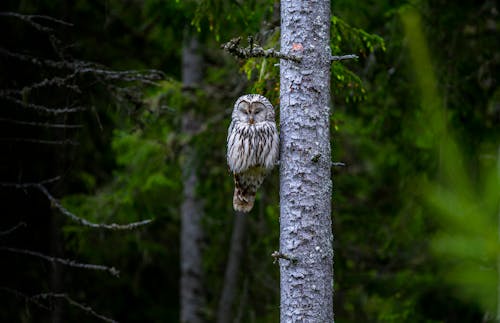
[0,0,498,322]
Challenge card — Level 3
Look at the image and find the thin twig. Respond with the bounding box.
[0,176,61,188]
[0,12,71,32]
[0,118,83,129]
[0,287,117,323]
[0,138,80,145]
[332,162,346,167]
[0,12,73,28]
[330,54,359,61]
[21,72,82,93]
[35,293,118,323]
[0,287,50,310]
[0,246,120,277]
[33,293,118,323]
[0,222,27,237]
[0,94,86,114]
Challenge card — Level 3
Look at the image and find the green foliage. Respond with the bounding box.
[399,7,500,315]
[331,15,386,55]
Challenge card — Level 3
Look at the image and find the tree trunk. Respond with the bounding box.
[180,31,205,323]
[216,212,247,323]
[279,0,334,322]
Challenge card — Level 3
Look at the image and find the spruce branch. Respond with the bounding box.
[221,36,301,63]
[0,247,120,277]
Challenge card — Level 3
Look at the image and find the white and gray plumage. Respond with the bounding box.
[227,94,279,213]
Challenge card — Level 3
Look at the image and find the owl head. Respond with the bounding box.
[232,94,275,125]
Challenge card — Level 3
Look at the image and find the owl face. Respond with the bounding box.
[233,94,274,125]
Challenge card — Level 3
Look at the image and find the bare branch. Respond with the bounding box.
[221,37,302,63]
[0,12,72,32]
[32,293,118,323]
[0,176,61,188]
[0,287,50,310]
[0,48,164,85]
[0,138,80,145]
[0,246,120,277]
[21,72,82,93]
[0,118,83,129]
[1,179,153,230]
[332,162,346,167]
[36,185,153,230]
[0,12,73,28]
[37,183,154,230]
[0,93,86,114]
[271,250,298,264]
[0,178,153,230]
[0,288,117,323]
[330,54,359,62]
[0,222,27,237]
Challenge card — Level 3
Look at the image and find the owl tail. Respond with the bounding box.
[233,187,256,213]
[232,173,259,213]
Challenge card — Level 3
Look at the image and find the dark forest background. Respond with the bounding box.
[0,0,498,322]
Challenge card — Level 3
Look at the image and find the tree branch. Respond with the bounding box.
[0,93,86,114]
[271,250,297,264]
[33,293,118,323]
[0,287,50,310]
[0,138,80,145]
[0,177,154,230]
[0,222,27,237]
[330,54,359,61]
[0,246,120,277]
[221,37,302,63]
[0,12,73,32]
[0,118,83,129]
[0,287,117,323]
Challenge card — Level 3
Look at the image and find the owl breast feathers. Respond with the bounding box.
[227,94,279,213]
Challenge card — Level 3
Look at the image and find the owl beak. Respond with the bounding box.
[248,117,255,125]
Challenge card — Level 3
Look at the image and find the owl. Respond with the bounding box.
[227,94,279,213]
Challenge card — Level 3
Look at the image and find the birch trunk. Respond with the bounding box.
[180,31,205,323]
[279,0,334,321]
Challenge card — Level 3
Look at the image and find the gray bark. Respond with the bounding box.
[180,31,205,323]
[279,0,334,322]
[216,212,247,323]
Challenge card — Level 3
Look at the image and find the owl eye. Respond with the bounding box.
[238,101,249,113]
[251,102,266,113]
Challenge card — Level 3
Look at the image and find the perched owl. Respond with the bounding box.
[227,94,279,213]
